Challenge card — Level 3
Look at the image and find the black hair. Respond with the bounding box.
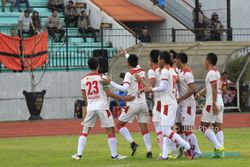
[127,54,138,68]
[68,0,74,5]
[51,9,57,13]
[206,53,217,66]
[169,49,177,59]
[222,71,228,75]
[119,72,125,79]
[88,57,99,70]
[150,49,160,64]
[159,51,172,65]
[177,52,188,64]
[81,10,86,14]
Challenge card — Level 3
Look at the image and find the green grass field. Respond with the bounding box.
[0,128,249,167]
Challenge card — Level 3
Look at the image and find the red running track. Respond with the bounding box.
[0,113,250,138]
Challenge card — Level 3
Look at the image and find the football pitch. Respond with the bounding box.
[0,128,249,167]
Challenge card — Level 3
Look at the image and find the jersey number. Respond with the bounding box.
[86,81,99,95]
[172,75,177,89]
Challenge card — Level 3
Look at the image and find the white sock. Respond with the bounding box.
[77,134,87,156]
[216,130,224,146]
[171,132,190,150]
[204,129,222,149]
[162,136,169,159]
[167,138,173,152]
[143,133,152,152]
[156,132,163,153]
[185,133,201,154]
[119,127,133,143]
[108,136,117,157]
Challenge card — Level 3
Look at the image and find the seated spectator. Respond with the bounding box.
[221,71,237,106]
[138,26,151,43]
[48,0,64,13]
[209,12,224,41]
[32,11,42,34]
[1,0,16,12]
[64,0,79,27]
[10,27,18,37]
[47,9,65,42]
[16,0,32,13]
[78,10,97,42]
[18,9,35,37]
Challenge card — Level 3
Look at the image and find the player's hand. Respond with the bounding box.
[195,93,200,100]
[101,78,111,85]
[177,97,182,104]
[119,48,127,56]
[145,86,152,92]
[212,103,219,115]
[123,95,135,101]
[134,74,143,83]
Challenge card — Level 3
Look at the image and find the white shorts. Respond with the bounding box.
[152,100,161,123]
[201,104,224,124]
[119,102,149,123]
[176,103,196,126]
[161,103,177,127]
[83,109,114,128]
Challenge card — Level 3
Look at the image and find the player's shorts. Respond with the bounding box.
[119,102,149,123]
[83,109,114,128]
[152,100,161,123]
[176,103,196,126]
[201,104,224,124]
[161,103,177,127]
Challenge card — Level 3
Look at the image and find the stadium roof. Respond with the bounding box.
[91,0,165,22]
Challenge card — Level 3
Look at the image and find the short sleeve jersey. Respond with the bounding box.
[148,66,161,101]
[160,65,178,105]
[123,68,146,105]
[178,67,195,106]
[81,72,108,111]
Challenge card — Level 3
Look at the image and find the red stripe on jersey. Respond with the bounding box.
[108,134,116,138]
[187,106,192,115]
[184,131,192,136]
[161,78,168,81]
[130,68,145,75]
[169,131,175,140]
[156,131,162,136]
[151,65,159,71]
[182,67,192,74]
[81,89,85,91]
[149,77,156,80]
[165,65,171,70]
[80,133,88,137]
[210,80,217,84]
[141,130,149,136]
[206,105,211,113]
[82,72,101,79]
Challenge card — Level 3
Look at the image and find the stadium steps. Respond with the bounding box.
[109,42,250,82]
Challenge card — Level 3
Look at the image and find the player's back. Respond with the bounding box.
[81,72,108,111]
[124,68,146,105]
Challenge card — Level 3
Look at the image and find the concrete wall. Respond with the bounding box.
[129,0,195,43]
[83,0,136,49]
[0,71,87,121]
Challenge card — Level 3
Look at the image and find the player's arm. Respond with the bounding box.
[81,90,87,119]
[211,80,219,114]
[178,83,196,103]
[104,88,134,101]
[195,87,206,99]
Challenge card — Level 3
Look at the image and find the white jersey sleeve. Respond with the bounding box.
[184,72,195,85]
[160,68,169,81]
[148,69,156,80]
[123,72,132,85]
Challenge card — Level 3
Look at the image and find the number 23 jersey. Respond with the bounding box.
[81,72,108,111]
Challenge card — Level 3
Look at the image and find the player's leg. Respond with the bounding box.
[152,101,163,153]
[105,127,127,160]
[117,106,138,156]
[182,105,202,158]
[213,122,224,146]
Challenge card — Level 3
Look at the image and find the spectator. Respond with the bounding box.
[64,0,79,27]
[10,28,18,37]
[193,2,207,41]
[32,10,42,34]
[1,0,16,12]
[16,0,32,13]
[138,26,151,43]
[48,0,64,13]
[209,12,224,41]
[47,9,65,42]
[78,10,97,42]
[221,72,237,106]
[18,9,35,37]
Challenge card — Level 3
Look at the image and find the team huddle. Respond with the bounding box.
[71,49,225,160]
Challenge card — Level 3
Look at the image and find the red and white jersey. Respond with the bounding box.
[178,67,195,106]
[160,65,178,105]
[81,72,108,111]
[123,68,146,105]
[205,68,223,106]
[148,65,161,101]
